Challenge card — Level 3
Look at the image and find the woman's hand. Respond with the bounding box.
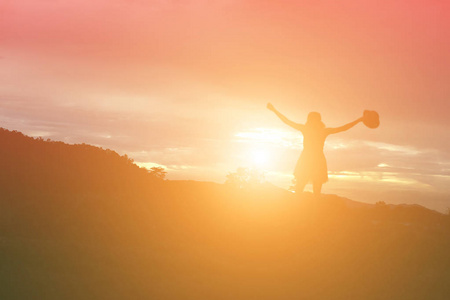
[266,103,301,130]
[267,102,276,112]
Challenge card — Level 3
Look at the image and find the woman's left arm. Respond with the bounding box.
[326,117,363,135]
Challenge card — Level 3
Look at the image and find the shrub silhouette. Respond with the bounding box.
[225,167,265,189]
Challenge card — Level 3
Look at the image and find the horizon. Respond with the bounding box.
[1,1,449,212]
[1,125,448,214]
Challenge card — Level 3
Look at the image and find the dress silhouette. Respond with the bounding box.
[267,103,378,195]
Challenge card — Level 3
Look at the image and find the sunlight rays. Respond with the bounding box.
[251,149,270,168]
[235,127,302,149]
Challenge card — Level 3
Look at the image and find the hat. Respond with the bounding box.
[363,110,380,129]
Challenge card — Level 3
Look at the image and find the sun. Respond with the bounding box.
[251,149,270,168]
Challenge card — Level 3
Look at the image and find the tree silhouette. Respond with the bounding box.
[149,167,167,180]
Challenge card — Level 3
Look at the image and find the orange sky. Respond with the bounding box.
[1,0,449,211]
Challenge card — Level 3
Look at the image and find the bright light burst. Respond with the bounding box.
[235,128,301,149]
[251,149,270,167]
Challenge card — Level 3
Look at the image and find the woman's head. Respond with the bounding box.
[306,112,325,129]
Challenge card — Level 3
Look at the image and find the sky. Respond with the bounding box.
[1,0,450,211]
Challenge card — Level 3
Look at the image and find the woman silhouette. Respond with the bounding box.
[267,103,366,195]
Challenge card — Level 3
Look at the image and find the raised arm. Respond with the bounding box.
[267,103,304,131]
[326,117,363,135]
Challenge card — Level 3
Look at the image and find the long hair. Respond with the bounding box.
[306,112,325,129]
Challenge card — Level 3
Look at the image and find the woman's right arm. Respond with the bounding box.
[267,103,303,131]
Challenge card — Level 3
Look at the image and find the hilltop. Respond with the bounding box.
[0,128,449,300]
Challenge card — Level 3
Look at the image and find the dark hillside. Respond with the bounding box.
[0,128,154,193]
[0,128,449,299]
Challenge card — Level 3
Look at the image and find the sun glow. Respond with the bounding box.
[251,149,270,167]
[235,128,301,149]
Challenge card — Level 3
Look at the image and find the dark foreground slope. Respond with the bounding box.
[1,128,450,300]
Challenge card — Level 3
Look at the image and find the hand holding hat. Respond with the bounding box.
[362,110,380,129]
